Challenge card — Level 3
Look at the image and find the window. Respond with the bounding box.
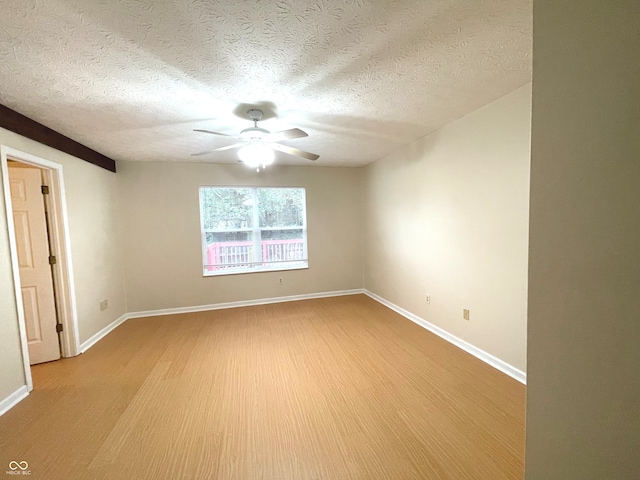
[199,187,308,275]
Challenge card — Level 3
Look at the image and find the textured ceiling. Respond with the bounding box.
[0,0,531,167]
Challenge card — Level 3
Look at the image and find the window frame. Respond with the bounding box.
[199,186,309,276]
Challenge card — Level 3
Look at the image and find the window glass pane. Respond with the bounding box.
[258,188,305,228]
[200,187,253,230]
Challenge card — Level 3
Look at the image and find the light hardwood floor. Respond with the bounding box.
[0,294,525,479]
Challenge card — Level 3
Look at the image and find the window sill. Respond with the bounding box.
[203,263,309,277]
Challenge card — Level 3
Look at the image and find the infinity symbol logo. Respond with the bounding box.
[8,461,28,471]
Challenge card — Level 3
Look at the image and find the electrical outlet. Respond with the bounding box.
[279,277,283,285]
[425,293,431,304]
[463,309,470,321]
[100,299,108,311]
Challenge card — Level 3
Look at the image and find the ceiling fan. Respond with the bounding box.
[192,109,319,168]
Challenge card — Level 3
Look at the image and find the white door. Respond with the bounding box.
[9,164,60,364]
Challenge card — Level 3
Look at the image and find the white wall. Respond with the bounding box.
[526,1,640,478]
[0,170,25,401]
[117,161,363,312]
[0,127,127,402]
[363,85,531,372]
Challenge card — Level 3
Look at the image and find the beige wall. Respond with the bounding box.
[0,171,25,401]
[0,127,127,401]
[526,1,640,478]
[363,85,531,372]
[117,161,363,312]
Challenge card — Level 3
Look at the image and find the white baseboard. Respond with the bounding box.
[0,385,29,417]
[364,290,526,384]
[79,313,128,353]
[126,289,365,319]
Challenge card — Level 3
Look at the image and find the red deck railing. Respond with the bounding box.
[206,239,305,272]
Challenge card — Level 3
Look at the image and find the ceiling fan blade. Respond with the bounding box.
[191,150,215,157]
[265,128,308,142]
[194,129,234,137]
[270,143,319,161]
[191,142,246,156]
[212,142,247,152]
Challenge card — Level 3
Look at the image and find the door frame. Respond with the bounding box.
[1,145,80,391]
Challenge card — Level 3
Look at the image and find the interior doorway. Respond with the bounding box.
[8,162,61,364]
[1,146,80,391]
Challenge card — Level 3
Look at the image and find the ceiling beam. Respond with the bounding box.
[0,104,116,173]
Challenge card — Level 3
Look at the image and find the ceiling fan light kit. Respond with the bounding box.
[238,142,274,169]
[192,109,319,169]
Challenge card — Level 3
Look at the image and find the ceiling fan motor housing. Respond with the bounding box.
[241,109,269,139]
[247,109,264,121]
